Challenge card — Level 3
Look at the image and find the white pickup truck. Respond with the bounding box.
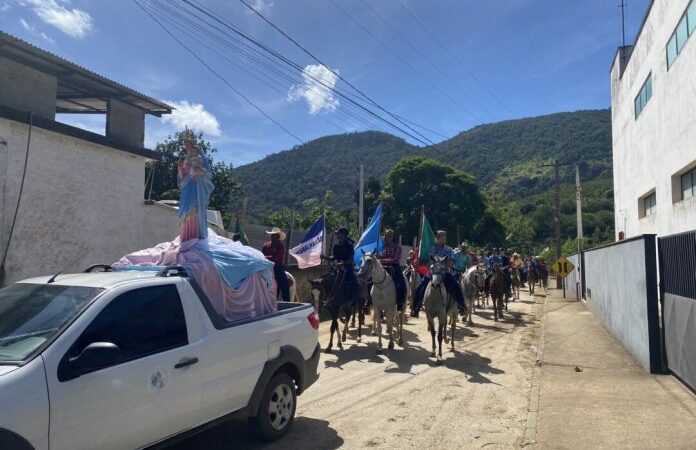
[0,265,320,450]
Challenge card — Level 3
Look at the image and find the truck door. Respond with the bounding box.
[42,284,204,450]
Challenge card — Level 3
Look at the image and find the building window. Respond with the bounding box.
[682,168,696,200]
[667,1,696,69]
[639,191,656,219]
[635,75,652,119]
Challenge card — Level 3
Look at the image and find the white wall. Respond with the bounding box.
[0,118,180,283]
[611,0,696,240]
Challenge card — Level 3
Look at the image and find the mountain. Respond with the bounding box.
[232,109,614,245]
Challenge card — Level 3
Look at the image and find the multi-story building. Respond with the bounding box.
[611,0,696,239]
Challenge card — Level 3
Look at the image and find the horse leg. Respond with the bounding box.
[387,310,395,350]
[429,317,437,357]
[341,309,350,345]
[357,306,364,343]
[450,313,456,353]
[437,322,444,363]
[326,318,337,353]
[371,308,378,336]
[398,310,404,346]
[493,296,499,322]
[376,307,383,354]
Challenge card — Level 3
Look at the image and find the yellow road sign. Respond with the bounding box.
[551,256,575,278]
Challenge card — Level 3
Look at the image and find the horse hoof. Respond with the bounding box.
[449,348,455,353]
[398,339,403,346]
[444,337,450,344]
[430,352,436,358]
[371,332,377,336]
[357,337,362,343]
[341,336,347,343]
[325,348,332,354]
[388,341,395,350]
[376,348,383,355]
[494,317,498,322]
[436,358,444,365]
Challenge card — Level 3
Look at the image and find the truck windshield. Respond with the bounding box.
[0,283,102,363]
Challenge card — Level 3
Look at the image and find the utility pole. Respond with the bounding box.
[576,166,586,298]
[542,160,563,289]
[359,164,364,235]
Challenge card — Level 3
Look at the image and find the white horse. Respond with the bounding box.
[424,256,458,362]
[460,265,486,325]
[278,271,297,303]
[357,251,401,353]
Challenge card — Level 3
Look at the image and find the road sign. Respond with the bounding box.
[551,256,575,278]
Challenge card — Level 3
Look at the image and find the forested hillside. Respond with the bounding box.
[232,109,614,248]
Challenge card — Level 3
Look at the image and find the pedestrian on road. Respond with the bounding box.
[262,227,290,302]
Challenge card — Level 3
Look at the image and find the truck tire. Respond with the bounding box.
[250,373,297,441]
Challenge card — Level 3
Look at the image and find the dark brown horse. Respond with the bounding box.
[311,265,360,353]
[489,264,506,321]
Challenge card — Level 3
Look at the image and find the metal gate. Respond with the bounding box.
[658,230,696,391]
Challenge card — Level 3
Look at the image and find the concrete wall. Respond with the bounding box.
[0,56,57,120]
[106,99,145,149]
[0,117,179,283]
[571,237,660,372]
[611,0,696,240]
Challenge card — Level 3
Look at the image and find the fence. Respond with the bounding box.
[659,230,696,391]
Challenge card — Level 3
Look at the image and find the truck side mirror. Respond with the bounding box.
[62,342,121,381]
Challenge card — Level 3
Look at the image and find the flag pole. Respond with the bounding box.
[359,164,364,235]
[416,205,425,260]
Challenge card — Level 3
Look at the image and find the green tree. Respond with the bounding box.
[487,193,535,253]
[145,130,243,226]
[383,156,492,244]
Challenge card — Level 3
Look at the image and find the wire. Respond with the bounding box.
[133,0,304,143]
[394,0,513,116]
[184,0,434,145]
[329,0,482,123]
[358,0,496,122]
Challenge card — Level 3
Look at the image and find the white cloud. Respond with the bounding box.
[161,100,222,137]
[247,0,273,14]
[19,17,55,43]
[21,0,93,39]
[288,64,340,115]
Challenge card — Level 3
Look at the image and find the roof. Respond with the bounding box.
[0,31,172,116]
[19,270,168,289]
[611,0,655,75]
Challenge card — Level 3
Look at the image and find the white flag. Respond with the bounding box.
[289,216,324,269]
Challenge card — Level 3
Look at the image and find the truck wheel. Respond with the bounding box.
[250,373,297,441]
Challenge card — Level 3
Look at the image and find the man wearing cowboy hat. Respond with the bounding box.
[263,227,290,302]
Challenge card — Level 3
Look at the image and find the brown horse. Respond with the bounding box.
[527,262,538,295]
[489,264,506,321]
[311,265,360,353]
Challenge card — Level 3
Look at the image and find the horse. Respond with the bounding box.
[349,276,371,333]
[527,263,538,295]
[460,265,486,325]
[539,263,549,292]
[510,266,521,301]
[357,251,401,353]
[424,256,458,362]
[403,264,420,312]
[489,264,506,322]
[279,271,297,302]
[310,264,360,353]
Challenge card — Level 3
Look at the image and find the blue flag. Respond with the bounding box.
[289,216,325,269]
[354,203,383,266]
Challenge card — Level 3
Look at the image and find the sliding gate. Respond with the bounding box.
[658,230,696,391]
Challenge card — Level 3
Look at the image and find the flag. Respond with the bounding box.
[234,217,250,246]
[289,216,325,269]
[418,213,435,264]
[354,203,383,266]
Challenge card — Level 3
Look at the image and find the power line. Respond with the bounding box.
[133,0,304,143]
[234,0,437,145]
[394,0,513,116]
[180,0,434,146]
[329,0,482,123]
[358,0,496,123]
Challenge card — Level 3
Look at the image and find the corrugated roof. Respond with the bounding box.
[0,31,172,116]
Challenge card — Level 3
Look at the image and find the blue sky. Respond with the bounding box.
[1,0,649,166]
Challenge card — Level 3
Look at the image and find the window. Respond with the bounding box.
[634,75,652,119]
[643,192,656,217]
[69,285,188,365]
[667,1,696,69]
[682,168,696,200]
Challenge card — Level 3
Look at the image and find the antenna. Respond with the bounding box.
[619,1,628,47]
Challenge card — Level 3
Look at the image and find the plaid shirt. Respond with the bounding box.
[378,241,401,266]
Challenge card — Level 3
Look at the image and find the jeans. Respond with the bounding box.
[385,265,407,311]
[413,273,466,313]
[273,265,290,302]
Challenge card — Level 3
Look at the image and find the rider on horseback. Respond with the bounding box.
[326,227,359,303]
[453,241,472,276]
[411,230,468,319]
[376,229,407,312]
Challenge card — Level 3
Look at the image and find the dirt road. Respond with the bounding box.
[169,290,544,449]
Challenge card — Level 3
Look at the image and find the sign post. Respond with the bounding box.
[551,256,576,299]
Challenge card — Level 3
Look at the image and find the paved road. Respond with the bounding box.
[169,289,544,449]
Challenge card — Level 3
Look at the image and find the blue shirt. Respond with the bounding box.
[429,244,455,261]
[453,251,472,271]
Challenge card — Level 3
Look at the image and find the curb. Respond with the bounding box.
[524,292,548,446]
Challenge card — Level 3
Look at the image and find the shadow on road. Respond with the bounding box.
[161,416,343,450]
[446,350,505,384]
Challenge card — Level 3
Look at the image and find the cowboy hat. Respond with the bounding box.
[266,227,286,240]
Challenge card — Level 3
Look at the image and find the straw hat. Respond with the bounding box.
[266,227,286,240]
